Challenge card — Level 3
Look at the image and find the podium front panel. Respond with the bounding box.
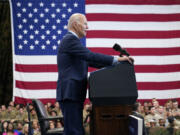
[89,62,138,105]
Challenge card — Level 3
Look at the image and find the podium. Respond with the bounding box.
[89,62,138,135]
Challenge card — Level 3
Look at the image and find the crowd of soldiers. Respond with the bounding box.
[0,99,179,135]
[0,101,65,135]
[137,98,180,132]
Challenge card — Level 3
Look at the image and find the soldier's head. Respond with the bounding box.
[144,106,150,114]
[153,101,159,108]
[166,99,173,109]
[143,101,148,107]
[152,98,157,103]
[172,99,178,109]
[50,110,57,117]
[28,103,34,110]
[30,108,36,115]
[158,106,164,114]
[15,104,20,110]
[7,106,12,112]
[150,106,155,115]
[19,107,24,114]
[46,102,52,108]
[54,101,60,108]
[9,101,15,107]
[1,105,6,111]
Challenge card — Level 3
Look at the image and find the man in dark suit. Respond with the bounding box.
[132,102,148,135]
[56,13,134,135]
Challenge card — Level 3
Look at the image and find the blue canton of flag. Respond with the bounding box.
[11,0,85,55]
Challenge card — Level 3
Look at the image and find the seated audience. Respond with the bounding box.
[0,99,179,135]
[21,124,29,135]
[2,122,18,135]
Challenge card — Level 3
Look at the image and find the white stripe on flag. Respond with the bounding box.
[14,55,180,65]
[15,72,58,82]
[15,71,180,82]
[15,55,57,64]
[86,5,180,14]
[86,38,180,48]
[138,89,180,99]
[134,55,180,65]
[14,88,56,99]
[88,21,180,31]
[14,88,180,100]
[136,72,180,82]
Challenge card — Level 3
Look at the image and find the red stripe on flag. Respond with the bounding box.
[89,47,180,56]
[135,65,180,73]
[14,96,180,106]
[14,96,90,105]
[16,80,56,90]
[16,64,180,73]
[137,81,180,90]
[15,64,58,72]
[87,30,180,39]
[87,13,180,22]
[14,96,56,105]
[89,64,180,73]
[86,0,180,5]
[16,80,180,90]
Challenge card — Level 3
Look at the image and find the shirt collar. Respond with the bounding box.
[69,31,79,38]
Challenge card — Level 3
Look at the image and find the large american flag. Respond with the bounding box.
[9,0,180,105]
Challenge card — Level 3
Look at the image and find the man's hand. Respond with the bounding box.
[118,56,134,64]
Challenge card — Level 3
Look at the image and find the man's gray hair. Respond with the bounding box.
[67,13,84,30]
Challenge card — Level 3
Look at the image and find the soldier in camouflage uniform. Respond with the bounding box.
[5,105,17,122]
[53,101,63,117]
[157,106,167,119]
[172,100,180,118]
[0,105,7,123]
[30,108,38,121]
[9,101,16,114]
[15,107,28,123]
[145,106,161,126]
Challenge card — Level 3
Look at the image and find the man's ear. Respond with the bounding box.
[74,22,79,28]
[72,22,79,32]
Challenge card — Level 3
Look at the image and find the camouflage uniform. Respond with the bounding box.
[15,112,28,123]
[30,109,38,121]
[5,110,17,121]
[0,110,7,122]
[53,107,63,117]
[145,113,162,125]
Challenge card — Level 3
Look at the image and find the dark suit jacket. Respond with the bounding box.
[56,32,113,102]
[132,111,147,135]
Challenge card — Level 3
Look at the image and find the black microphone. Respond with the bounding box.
[113,43,130,56]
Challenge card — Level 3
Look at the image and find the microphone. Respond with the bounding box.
[113,43,130,56]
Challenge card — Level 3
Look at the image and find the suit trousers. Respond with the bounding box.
[59,100,85,135]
